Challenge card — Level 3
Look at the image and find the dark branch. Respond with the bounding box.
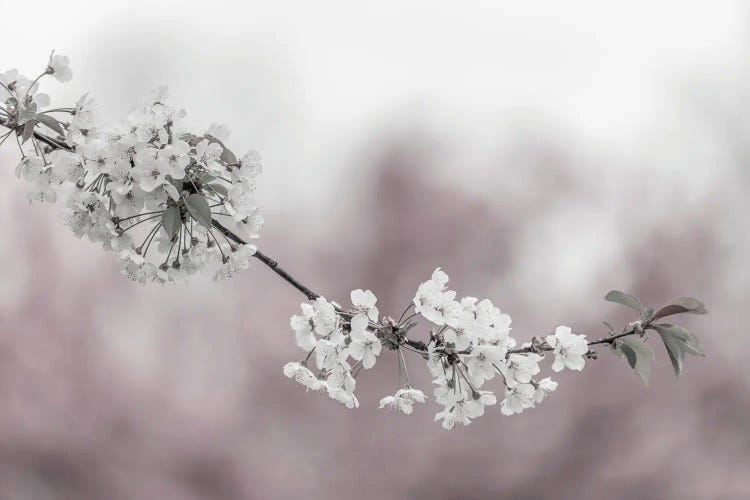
[212,220,320,301]
[0,116,71,151]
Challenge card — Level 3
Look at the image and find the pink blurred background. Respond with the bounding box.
[1,1,749,498]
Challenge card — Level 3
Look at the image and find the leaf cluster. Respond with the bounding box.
[604,291,707,384]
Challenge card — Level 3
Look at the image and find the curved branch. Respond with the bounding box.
[212,219,320,301]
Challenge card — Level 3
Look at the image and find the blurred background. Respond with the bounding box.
[1,1,748,498]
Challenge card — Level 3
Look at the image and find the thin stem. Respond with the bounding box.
[398,348,411,386]
[212,219,320,301]
[0,130,12,148]
[0,116,69,151]
[396,349,403,391]
[38,108,74,114]
[506,326,638,357]
[397,303,415,323]
[24,71,48,101]
[399,312,420,326]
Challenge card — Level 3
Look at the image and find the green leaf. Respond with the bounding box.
[614,337,654,385]
[184,193,212,228]
[183,133,201,146]
[651,324,705,377]
[161,205,182,239]
[640,307,654,323]
[604,290,643,312]
[194,171,216,184]
[35,113,64,136]
[21,122,34,143]
[208,182,228,197]
[168,178,184,193]
[651,297,707,322]
[18,102,37,125]
[619,342,638,368]
[184,133,237,166]
[205,134,238,165]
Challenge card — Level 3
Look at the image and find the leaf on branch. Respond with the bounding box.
[194,171,216,184]
[168,178,184,193]
[614,337,654,385]
[183,133,200,146]
[651,297,708,322]
[604,290,643,312]
[161,205,182,239]
[21,122,34,143]
[651,324,704,377]
[183,133,238,166]
[640,307,654,323]
[184,193,212,228]
[205,134,238,166]
[35,113,64,136]
[18,102,38,125]
[208,182,228,197]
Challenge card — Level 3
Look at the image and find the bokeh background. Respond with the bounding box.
[1,1,749,498]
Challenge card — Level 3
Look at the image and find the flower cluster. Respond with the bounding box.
[283,290,385,409]
[416,268,586,427]
[1,54,262,284]
[284,268,589,429]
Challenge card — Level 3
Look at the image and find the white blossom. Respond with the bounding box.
[350,289,379,321]
[413,267,456,325]
[283,362,322,392]
[466,344,506,383]
[233,150,263,182]
[347,330,382,369]
[315,339,348,370]
[500,383,537,415]
[546,326,588,372]
[534,377,558,404]
[498,353,543,386]
[206,122,231,141]
[379,387,427,414]
[325,363,359,408]
[312,297,338,336]
[291,304,316,351]
[47,53,72,82]
[434,397,487,429]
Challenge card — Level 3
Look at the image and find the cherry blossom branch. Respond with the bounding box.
[0,116,67,151]
[212,220,320,301]
[1,111,322,302]
[1,53,710,429]
[507,327,639,356]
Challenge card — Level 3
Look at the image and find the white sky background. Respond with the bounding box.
[1,0,747,331]
[3,0,746,202]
